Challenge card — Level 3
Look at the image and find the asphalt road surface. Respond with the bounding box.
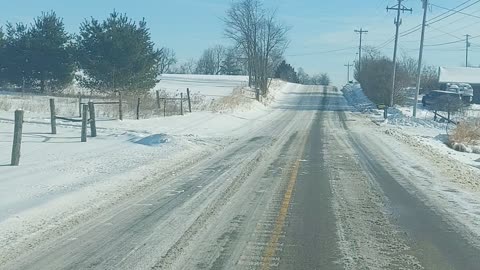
[3,85,480,270]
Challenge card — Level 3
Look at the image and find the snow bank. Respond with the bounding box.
[133,134,172,147]
[387,107,447,128]
[342,83,448,128]
[342,83,377,112]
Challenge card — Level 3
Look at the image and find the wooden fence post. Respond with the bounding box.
[88,101,97,137]
[180,93,184,116]
[187,88,192,113]
[49,98,57,134]
[78,93,82,117]
[118,91,123,121]
[81,104,88,142]
[136,97,141,120]
[156,90,161,109]
[11,110,24,166]
[164,98,167,117]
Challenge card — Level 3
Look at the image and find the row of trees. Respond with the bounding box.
[297,68,331,85]
[273,61,331,85]
[0,11,177,94]
[354,47,438,105]
[194,45,245,75]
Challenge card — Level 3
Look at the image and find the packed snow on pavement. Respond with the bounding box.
[0,76,291,259]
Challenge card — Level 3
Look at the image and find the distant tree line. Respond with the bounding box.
[297,68,331,86]
[168,45,247,76]
[354,46,438,105]
[271,60,331,85]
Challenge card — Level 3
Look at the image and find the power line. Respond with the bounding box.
[399,0,476,38]
[424,39,465,47]
[430,2,480,20]
[286,47,357,57]
[427,0,480,25]
[427,24,464,41]
[426,19,480,41]
[373,1,473,51]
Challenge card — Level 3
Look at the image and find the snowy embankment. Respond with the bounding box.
[0,76,291,256]
[343,83,480,167]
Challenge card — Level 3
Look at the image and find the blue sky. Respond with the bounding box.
[1,0,480,85]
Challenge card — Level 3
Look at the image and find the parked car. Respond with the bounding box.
[422,90,462,107]
[446,83,474,103]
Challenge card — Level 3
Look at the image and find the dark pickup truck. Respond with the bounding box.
[422,90,462,107]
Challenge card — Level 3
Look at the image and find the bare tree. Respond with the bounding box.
[174,58,196,74]
[224,0,289,100]
[158,47,177,74]
[196,45,227,75]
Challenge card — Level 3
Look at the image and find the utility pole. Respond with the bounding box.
[344,62,353,83]
[466,34,471,67]
[413,0,428,118]
[354,28,368,73]
[387,0,412,108]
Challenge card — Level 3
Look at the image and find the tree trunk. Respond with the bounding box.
[40,72,46,93]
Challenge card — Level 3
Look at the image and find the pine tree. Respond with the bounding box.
[275,60,298,83]
[0,27,5,85]
[3,23,32,88]
[29,11,75,92]
[77,11,161,94]
[221,48,243,75]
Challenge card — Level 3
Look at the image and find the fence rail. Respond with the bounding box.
[50,98,97,142]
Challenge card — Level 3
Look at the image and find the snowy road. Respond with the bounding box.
[2,85,480,269]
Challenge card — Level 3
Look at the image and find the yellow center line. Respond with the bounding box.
[261,134,309,270]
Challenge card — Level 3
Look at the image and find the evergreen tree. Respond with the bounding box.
[275,60,298,83]
[0,27,5,85]
[297,67,310,85]
[29,11,75,92]
[221,48,243,75]
[77,11,161,94]
[3,23,32,88]
[319,73,331,85]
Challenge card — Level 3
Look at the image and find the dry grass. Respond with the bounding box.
[0,89,211,119]
[211,87,256,113]
[449,119,480,146]
[0,97,13,111]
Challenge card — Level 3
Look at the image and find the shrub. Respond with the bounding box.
[449,120,480,146]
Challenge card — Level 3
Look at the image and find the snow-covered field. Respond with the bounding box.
[157,74,249,97]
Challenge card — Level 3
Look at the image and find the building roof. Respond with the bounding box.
[439,67,480,84]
